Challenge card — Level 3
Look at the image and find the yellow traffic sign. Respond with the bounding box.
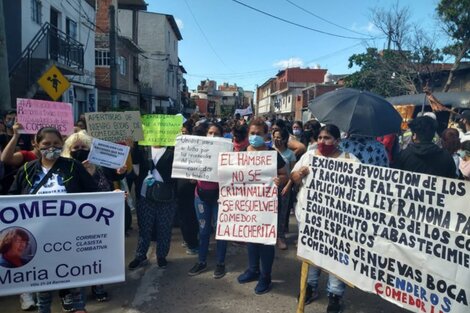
[37,65,71,101]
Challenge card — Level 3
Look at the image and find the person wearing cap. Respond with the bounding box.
[458,110,470,143]
[394,116,456,178]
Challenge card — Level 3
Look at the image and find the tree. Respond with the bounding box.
[436,0,470,92]
[345,2,444,97]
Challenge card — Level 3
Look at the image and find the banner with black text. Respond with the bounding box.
[296,156,469,313]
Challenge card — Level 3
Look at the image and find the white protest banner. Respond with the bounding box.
[296,155,470,313]
[172,135,233,182]
[216,151,278,245]
[87,138,130,169]
[85,111,143,142]
[16,98,74,135]
[234,106,253,116]
[0,192,125,296]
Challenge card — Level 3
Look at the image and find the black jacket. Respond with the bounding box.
[9,157,99,195]
[394,143,457,179]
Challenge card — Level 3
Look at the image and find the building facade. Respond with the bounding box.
[118,9,183,113]
[95,0,145,111]
[5,0,96,118]
[255,67,328,120]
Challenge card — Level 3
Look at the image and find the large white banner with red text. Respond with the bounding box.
[216,151,278,245]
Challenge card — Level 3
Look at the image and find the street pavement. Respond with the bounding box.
[1,215,410,313]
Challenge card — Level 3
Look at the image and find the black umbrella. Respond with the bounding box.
[308,88,402,137]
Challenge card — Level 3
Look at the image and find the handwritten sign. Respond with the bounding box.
[216,151,278,245]
[138,114,183,146]
[85,111,143,142]
[0,192,125,296]
[87,138,130,169]
[172,135,233,182]
[16,98,74,135]
[296,156,470,313]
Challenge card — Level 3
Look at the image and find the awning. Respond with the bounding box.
[386,92,470,109]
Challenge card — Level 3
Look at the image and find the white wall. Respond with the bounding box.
[137,12,180,101]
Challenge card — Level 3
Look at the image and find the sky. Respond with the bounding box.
[146,0,449,92]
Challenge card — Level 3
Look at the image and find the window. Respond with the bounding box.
[95,50,110,66]
[119,56,127,76]
[66,18,77,40]
[31,0,42,24]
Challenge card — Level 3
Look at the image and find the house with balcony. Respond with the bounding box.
[94,0,146,111]
[4,0,96,117]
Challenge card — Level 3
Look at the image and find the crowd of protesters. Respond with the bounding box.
[1,107,470,313]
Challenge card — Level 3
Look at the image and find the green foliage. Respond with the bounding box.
[437,0,470,43]
[344,48,424,97]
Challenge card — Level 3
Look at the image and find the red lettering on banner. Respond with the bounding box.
[375,283,426,312]
[220,153,233,166]
[237,153,273,166]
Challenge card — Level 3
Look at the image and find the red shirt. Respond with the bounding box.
[20,150,37,162]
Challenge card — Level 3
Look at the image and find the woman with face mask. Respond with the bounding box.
[291,124,358,313]
[292,121,303,140]
[272,128,296,250]
[237,118,288,294]
[9,127,98,313]
[188,123,229,279]
[62,131,127,303]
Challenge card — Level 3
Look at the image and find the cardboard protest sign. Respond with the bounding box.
[138,114,183,146]
[85,111,143,142]
[0,192,125,296]
[296,155,470,313]
[87,138,130,169]
[172,135,233,182]
[216,151,278,245]
[16,98,74,135]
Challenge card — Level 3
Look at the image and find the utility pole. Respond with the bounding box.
[109,5,118,109]
[0,0,11,111]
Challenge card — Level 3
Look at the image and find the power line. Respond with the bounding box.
[183,0,233,72]
[186,42,364,79]
[284,0,373,37]
[231,0,372,40]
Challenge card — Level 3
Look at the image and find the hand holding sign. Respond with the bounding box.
[216,151,278,245]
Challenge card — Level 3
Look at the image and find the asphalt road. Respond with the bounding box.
[1,216,410,313]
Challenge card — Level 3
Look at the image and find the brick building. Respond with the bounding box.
[95,0,146,111]
[255,67,330,120]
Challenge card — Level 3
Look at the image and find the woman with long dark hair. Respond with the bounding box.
[291,124,359,313]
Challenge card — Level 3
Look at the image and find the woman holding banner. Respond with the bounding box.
[291,124,358,313]
[9,126,98,313]
[188,123,228,279]
[237,118,288,294]
[62,130,128,303]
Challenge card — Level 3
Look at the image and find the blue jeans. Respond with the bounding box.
[247,243,275,277]
[37,289,85,313]
[307,265,345,297]
[194,196,227,264]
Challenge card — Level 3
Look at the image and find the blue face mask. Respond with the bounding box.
[249,135,265,148]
